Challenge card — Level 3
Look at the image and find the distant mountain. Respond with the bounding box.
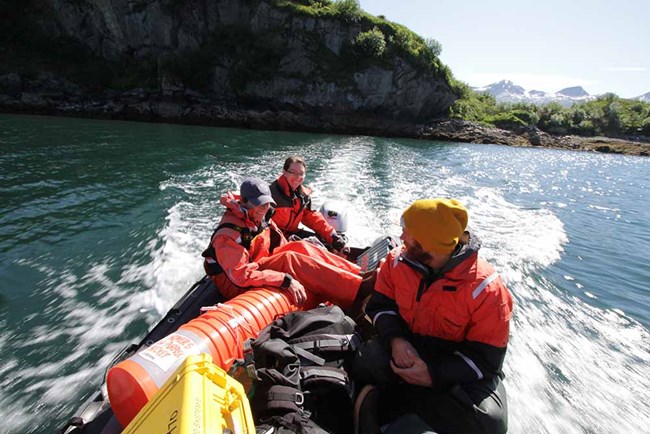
[557,86,589,98]
[635,92,650,102]
[480,80,526,96]
[473,80,595,107]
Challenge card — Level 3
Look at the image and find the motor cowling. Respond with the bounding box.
[319,201,349,234]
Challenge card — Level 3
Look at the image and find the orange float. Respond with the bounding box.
[106,288,295,428]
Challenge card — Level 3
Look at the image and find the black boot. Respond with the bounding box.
[354,385,380,434]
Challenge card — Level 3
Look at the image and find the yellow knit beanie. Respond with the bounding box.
[401,198,468,255]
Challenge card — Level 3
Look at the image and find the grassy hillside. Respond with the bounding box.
[450,83,650,138]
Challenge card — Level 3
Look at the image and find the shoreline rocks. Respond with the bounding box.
[1,75,648,157]
[420,119,650,157]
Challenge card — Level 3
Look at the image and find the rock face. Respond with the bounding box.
[4,2,646,156]
[2,72,647,156]
[21,0,456,121]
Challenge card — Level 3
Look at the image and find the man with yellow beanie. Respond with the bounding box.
[352,198,513,434]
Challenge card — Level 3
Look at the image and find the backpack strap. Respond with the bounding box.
[300,367,349,384]
[300,366,354,400]
[290,333,362,353]
[293,346,326,366]
[216,222,257,249]
[266,385,305,408]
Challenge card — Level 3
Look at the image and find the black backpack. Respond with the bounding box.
[244,306,361,434]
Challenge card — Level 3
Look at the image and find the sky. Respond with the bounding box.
[357,0,650,98]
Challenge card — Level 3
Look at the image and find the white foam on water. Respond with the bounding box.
[307,137,389,246]
[506,275,650,433]
[145,166,252,316]
[0,257,152,433]
[458,189,570,302]
[133,201,207,316]
[456,158,650,432]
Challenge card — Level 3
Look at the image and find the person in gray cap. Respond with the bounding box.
[202,177,375,310]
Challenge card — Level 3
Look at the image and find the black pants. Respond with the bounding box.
[351,338,508,434]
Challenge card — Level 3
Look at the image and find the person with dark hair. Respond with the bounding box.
[269,156,348,254]
[202,177,375,310]
[352,198,513,434]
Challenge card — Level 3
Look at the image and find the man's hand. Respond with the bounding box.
[331,233,349,257]
[390,337,419,368]
[286,279,307,306]
[390,357,433,387]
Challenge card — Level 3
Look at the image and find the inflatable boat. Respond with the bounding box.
[59,235,395,434]
[60,275,224,433]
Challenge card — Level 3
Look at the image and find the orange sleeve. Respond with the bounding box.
[214,234,286,288]
[300,208,336,243]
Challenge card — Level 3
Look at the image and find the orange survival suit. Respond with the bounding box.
[202,192,362,308]
[269,175,336,243]
[365,232,513,388]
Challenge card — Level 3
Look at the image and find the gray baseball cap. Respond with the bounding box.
[240,177,276,206]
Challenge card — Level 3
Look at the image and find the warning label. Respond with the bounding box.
[139,333,200,373]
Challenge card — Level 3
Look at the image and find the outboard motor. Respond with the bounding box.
[319,201,349,234]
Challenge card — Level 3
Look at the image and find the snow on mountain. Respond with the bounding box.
[475,80,525,96]
[634,92,650,102]
[473,80,595,107]
[557,86,589,98]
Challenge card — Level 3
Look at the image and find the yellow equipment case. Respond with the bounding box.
[122,353,255,433]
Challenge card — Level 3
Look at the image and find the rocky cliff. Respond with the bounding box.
[2,0,456,122]
[3,1,646,156]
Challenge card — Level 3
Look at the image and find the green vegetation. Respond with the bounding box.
[424,38,443,57]
[450,85,650,137]
[0,29,158,92]
[0,12,284,93]
[351,27,387,58]
[269,0,451,81]
[0,16,156,91]
[331,0,363,22]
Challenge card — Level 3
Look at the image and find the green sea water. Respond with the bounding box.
[1,114,649,433]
